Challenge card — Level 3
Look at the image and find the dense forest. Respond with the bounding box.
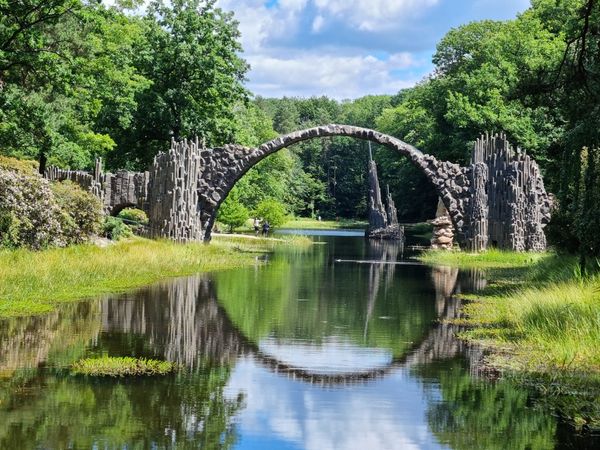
[1,0,599,257]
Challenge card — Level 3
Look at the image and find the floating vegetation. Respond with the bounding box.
[72,356,175,377]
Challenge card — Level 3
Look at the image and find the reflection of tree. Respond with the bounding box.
[0,276,244,449]
[215,240,440,357]
[0,365,243,449]
[413,357,556,450]
[101,276,246,367]
[0,300,101,372]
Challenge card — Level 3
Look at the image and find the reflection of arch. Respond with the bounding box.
[200,125,469,242]
[101,268,474,387]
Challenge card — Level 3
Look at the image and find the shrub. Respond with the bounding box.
[0,155,38,174]
[0,168,64,249]
[51,181,104,244]
[254,198,288,228]
[117,207,149,226]
[102,216,133,241]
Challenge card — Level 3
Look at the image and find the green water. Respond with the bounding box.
[0,233,594,449]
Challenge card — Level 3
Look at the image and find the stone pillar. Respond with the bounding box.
[147,138,203,242]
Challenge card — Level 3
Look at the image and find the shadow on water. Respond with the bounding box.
[0,233,597,449]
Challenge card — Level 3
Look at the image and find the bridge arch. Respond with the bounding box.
[200,124,470,242]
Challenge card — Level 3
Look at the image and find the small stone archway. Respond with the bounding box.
[198,124,471,244]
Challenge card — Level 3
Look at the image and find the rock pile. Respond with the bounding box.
[430,199,454,250]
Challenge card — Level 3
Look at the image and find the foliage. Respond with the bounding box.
[71,356,175,377]
[51,181,103,243]
[0,169,64,249]
[109,0,248,168]
[254,199,288,228]
[102,217,133,241]
[218,192,250,232]
[0,156,38,174]
[117,207,148,225]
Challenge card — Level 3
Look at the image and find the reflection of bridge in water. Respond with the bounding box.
[101,253,487,387]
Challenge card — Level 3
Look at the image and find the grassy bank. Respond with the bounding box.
[0,235,309,319]
[418,248,550,268]
[281,217,367,230]
[419,249,600,428]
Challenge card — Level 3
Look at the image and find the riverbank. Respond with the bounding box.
[419,249,600,429]
[0,235,310,319]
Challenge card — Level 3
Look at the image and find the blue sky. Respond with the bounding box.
[215,0,532,99]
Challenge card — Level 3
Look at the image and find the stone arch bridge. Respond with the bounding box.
[45,124,552,251]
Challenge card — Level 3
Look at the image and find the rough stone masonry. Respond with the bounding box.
[44,125,552,251]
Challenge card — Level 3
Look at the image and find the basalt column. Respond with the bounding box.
[466,133,552,251]
[147,138,203,241]
[366,144,404,240]
[366,145,388,234]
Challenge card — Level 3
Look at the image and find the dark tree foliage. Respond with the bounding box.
[108,0,249,169]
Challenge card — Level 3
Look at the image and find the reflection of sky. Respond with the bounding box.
[225,356,448,450]
[259,337,393,375]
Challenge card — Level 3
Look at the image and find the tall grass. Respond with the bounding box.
[0,236,306,318]
[418,248,551,268]
[423,250,600,426]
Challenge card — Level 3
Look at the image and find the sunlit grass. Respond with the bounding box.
[0,236,308,318]
[281,217,367,230]
[418,248,551,268]
[421,248,600,426]
[72,356,175,377]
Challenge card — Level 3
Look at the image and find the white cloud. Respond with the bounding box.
[311,15,325,33]
[104,1,533,98]
[246,51,423,99]
[313,0,440,31]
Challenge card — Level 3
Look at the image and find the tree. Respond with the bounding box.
[218,194,249,233]
[0,2,150,170]
[254,199,288,228]
[109,0,249,169]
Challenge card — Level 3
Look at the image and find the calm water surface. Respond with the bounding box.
[0,233,590,449]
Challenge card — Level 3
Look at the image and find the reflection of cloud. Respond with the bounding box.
[225,357,447,450]
[259,337,393,375]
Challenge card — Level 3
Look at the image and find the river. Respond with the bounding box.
[0,232,591,449]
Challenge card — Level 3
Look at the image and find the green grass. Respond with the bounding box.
[0,235,308,319]
[281,217,368,230]
[418,248,551,268]
[71,356,175,377]
[423,250,600,427]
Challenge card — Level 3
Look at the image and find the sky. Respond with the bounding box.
[214,0,532,99]
[107,0,532,99]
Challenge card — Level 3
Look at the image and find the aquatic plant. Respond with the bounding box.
[72,356,175,377]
